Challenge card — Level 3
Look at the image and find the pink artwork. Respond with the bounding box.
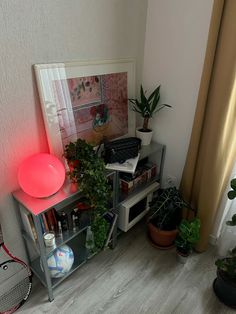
[68,76,101,107]
[53,72,128,146]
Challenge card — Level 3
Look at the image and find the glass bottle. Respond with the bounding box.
[85,226,95,250]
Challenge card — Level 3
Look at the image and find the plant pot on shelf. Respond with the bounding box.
[136,127,153,146]
[213,269,236,309]
[147,221,178,249]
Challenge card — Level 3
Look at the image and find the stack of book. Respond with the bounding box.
[120,162,157,193]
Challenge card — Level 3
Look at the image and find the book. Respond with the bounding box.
[41,213,49,232]
[27,214,38,241]
[19,206,37,241]
[105,154,140,174]
[46,209,58,232]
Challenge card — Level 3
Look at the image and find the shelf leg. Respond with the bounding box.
[33,215,54,302]
[111,171,119,249]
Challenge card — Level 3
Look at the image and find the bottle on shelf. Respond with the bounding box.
[85,226,95,251]
[57,221,63,238]
[72,214,77,232]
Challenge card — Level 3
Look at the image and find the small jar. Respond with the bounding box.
[43,231,56,247]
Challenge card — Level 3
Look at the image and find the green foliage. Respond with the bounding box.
[129,85,171,130]
[226,214,236,226]
[227,178,236,200]
[175,218,201,254]
[215,247,236,279]
[64,139,111,250]
[148,187,194,231]
[91,213,109,250]
[214,182,236,279]
[215,208,236,279]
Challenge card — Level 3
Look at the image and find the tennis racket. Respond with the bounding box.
[0,223,32,314]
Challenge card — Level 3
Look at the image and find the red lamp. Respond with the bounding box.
[18,153,65,198]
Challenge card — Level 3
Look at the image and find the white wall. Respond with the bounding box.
[142,0,214,187]
[0,0,147,259]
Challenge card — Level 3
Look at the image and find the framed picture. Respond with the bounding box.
[34,59,136,160]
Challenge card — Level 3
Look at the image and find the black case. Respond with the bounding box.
[104,137,141,164]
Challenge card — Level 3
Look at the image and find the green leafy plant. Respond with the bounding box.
[215,213,236,280]
[175,218,201,255]
[129,85,171,131]
[148,187,194,230]
[215,179,236,280]
[227,178,236,200]
[215,247,236,279]
[64,139,110,249]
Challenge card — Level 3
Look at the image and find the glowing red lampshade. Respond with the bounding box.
[18,153,65,198]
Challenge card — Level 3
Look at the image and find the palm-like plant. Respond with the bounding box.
[129,85,171,131]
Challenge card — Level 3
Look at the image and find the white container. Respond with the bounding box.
[136,127,153,146]
[43,231,56,247]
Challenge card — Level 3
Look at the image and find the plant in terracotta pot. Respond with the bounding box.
[213,178,236,308]
[175,217,200,263]
[129,85,171,145]
[64,139,111,250]
[147,187,194,249]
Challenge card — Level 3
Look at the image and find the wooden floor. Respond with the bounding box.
[18,222,235,314]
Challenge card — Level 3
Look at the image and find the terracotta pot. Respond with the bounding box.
[148,222,178,248]
[213,269,236,309]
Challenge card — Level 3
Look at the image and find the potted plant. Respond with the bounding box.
[129,85,171,145]
[147,187,194,249]
[64,139,111,250]
[213,178,236,308]
[175,218,200,263]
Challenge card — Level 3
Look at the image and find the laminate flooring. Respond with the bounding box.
[18,222,235,314]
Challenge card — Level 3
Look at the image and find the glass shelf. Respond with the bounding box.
[31,231,89,289]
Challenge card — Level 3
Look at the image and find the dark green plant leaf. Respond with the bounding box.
[228,190,236,200]
[128,84,171,130]
[230,178,236,190]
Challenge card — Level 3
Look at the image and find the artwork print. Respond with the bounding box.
[53,72,128,146]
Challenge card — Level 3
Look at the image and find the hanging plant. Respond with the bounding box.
[64,139,111,250]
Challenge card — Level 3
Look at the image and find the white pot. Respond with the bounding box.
[136,127,153,146]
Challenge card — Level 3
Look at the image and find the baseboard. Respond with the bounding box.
[209,234,217,246]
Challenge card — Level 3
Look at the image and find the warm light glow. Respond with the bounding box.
[18,153,65,198]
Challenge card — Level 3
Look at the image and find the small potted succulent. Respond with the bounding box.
[175,218,201,263]
[129,85,171,145]
[147,187,194,249]
[213,178,236,308]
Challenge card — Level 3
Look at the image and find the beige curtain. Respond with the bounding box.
[180,0,236,252]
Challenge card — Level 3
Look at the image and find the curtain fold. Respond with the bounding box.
[180,0,236,252]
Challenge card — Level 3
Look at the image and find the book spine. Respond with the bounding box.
[41,213,49,232]
[39,216,46,234]
[28,214,38,241]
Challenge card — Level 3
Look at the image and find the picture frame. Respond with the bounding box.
[34,59,136,161]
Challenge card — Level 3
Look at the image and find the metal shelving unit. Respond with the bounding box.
[12,142,165,302]
[13,171,116,302]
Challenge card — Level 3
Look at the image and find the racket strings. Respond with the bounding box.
[0,262,25,283]
[0,276,31,313]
